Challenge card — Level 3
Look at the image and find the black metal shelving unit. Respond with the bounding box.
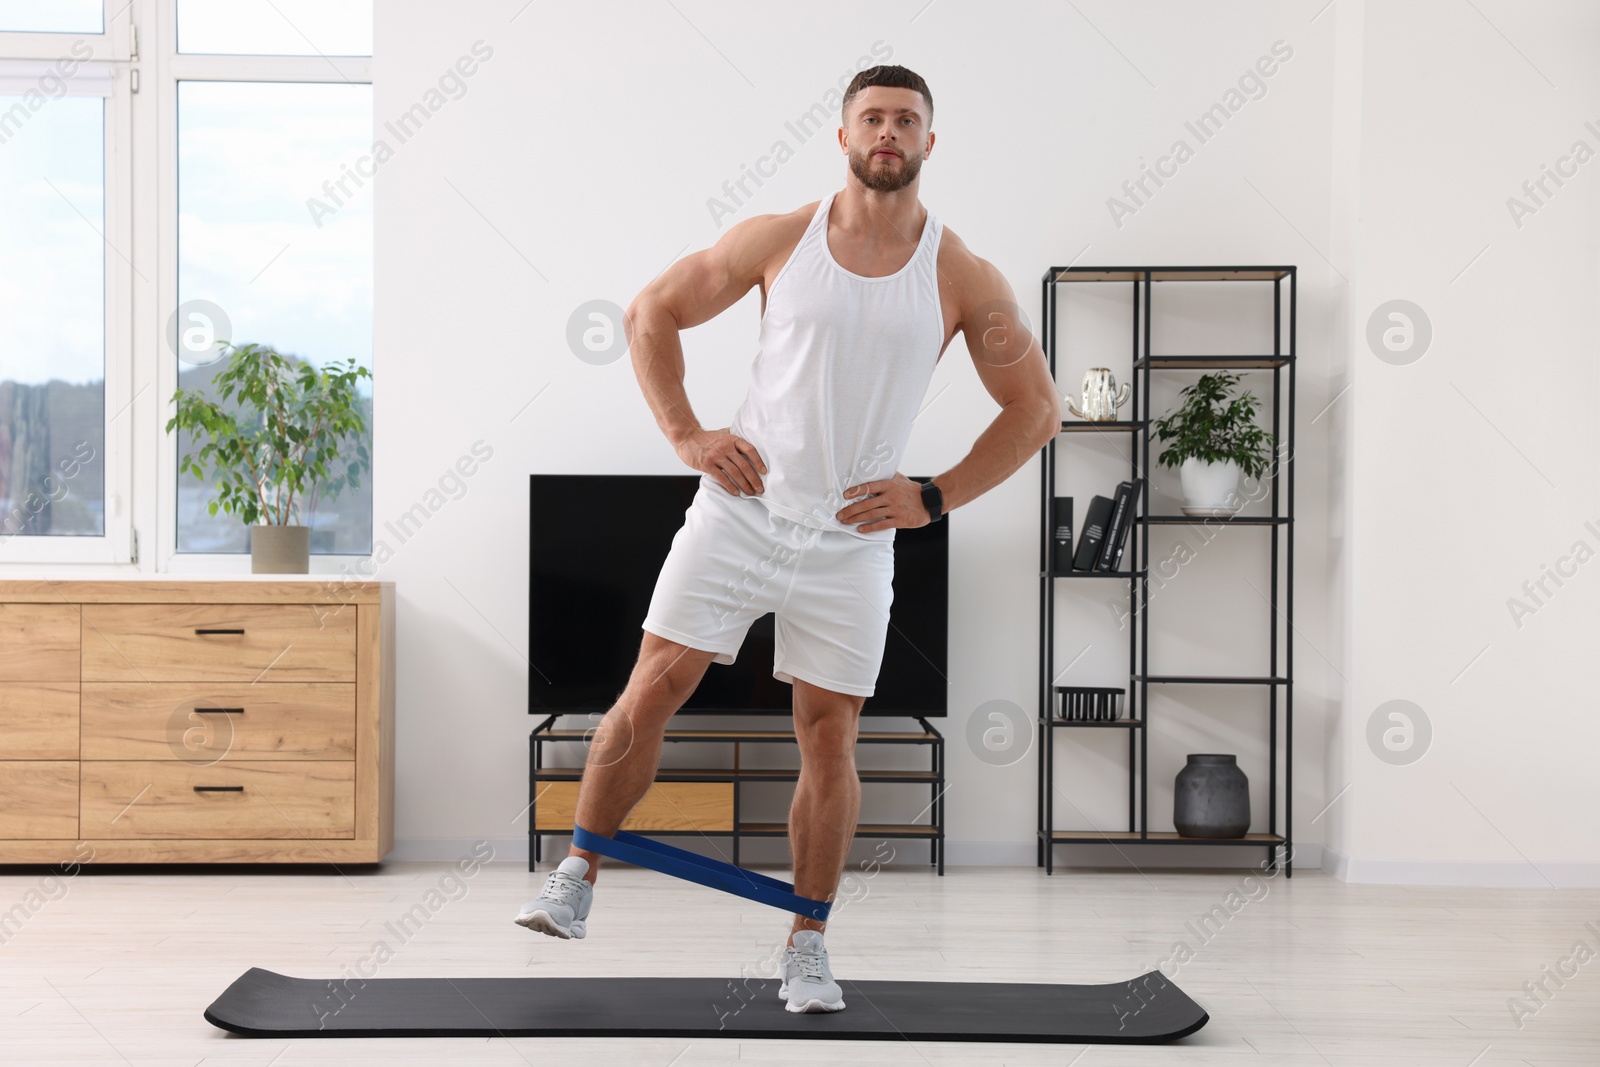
[529,716,945,874]
[1037,265,1296,876]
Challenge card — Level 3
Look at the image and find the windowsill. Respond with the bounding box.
[0,555,382,579]
[162,553,380,577]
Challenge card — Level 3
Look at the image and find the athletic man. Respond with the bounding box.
[515,65,1061,1014]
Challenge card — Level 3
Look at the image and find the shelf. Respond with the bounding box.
[1041,262,1295,877]
[552,824,939,840]
[531,713,945,875]
[1044,831,1287,845]
[1058,420,1144,433]
[534,727,940,744]
[741,822,939,838]
[1134,674,1290,685]
[1142,515,1290,526]
[1047,266,1293,284]
[1135,354,1293,369]
[534,767,939,783]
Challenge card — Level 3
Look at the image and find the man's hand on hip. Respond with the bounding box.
[676,426,767,497]
[837,472,930,533]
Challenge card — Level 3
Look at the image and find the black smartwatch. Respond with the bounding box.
[920,480,944,522]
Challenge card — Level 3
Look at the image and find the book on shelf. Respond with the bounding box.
[1095,477,1143,571]
[1051,496,1074,575]
[1071,495,1115,571]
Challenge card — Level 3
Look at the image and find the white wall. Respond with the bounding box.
[1327,0,1600,885]
[369,0,1349,871]
[361,0,1597,882]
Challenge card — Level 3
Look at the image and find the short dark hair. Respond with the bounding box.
[842,65,933,127]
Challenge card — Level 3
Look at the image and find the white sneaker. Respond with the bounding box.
[513,856,593,939]
[778,930,845,1013]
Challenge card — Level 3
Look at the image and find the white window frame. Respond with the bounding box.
[0,4,135,565]
[153,4,371,574]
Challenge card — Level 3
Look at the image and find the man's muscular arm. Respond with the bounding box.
[624,217,773,497]
[931,255,1062,513]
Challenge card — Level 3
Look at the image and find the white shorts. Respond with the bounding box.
[641,481,895,697]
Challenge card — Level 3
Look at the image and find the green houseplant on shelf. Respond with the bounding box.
[1150,371,1270,516]
[166,342,372,573]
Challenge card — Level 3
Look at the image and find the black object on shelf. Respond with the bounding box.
[1056,685,1124,721]
[1037,265,1296,877]
[1173,753,1251,839]
[1051,496,1074,575]
[1072,495,1115,571]
[1095,478,1142,571]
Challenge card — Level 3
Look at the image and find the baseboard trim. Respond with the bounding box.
[393,839,1600,885]
[1321,846,1600,887]
[1020,840,1320,872]
[391,836,1322,871]
[387,837,530,864]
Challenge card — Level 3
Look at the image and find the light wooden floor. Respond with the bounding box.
[1,856,1596,1065]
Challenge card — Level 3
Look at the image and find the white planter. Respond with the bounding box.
[1178,457,1242,514]
[250,524,310,573]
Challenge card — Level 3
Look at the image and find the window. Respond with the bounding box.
[168,4,373,561]
[0,8,128,563]
[0,1,373,566]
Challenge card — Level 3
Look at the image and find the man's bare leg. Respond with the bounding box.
[787,677,865,943]
[564,631,718,884]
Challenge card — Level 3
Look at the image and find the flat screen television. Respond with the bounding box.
[528,474,947,716]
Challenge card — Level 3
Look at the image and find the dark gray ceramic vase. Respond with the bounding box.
[1173,753,1250,838]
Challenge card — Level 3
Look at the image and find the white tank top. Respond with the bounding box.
[706,190,945,543]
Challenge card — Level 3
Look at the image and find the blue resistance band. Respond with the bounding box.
[572,825,831,921]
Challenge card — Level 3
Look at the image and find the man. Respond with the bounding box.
[515,65,1061,1014]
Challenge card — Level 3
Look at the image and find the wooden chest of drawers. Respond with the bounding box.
[0,581,394,864]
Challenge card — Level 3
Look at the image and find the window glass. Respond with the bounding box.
[176,80,372,554]
[178,0,371,56]
[0,1,103,35]
[0,95,105,539]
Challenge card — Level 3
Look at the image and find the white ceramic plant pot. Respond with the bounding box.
[1178,457,1242,515]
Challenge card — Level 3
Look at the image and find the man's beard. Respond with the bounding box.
[849,146,921,192]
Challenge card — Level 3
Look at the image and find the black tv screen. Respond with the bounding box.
[528,474,947,716]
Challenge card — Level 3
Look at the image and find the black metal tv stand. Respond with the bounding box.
[528,714,945,875]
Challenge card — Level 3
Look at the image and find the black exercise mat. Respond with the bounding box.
[205,967,1207,1044]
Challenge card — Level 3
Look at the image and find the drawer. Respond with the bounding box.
[80,603,356,683]
[0,603,80,681]
[0,762,79,838]
[81,683,356,761]
[0,682,80,759]
[534,781,732,832]
[81,761,355,839]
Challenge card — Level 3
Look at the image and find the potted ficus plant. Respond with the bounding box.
[1150,371,1269,516]
[166,342,372,573]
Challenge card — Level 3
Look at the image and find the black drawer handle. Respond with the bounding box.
[194,628,246,635]
[193,785,245,793]
[193,707,246,714]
